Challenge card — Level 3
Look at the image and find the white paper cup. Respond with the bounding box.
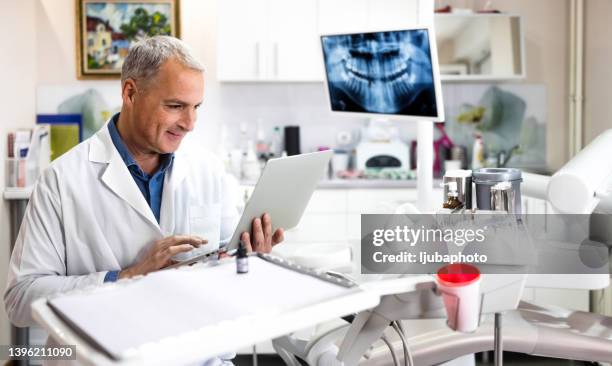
[436,263,481,333]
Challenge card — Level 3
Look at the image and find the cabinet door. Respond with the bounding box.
[366,0,419,30]
[267,0,322,81]
[217,0,267,81]
[317,0,368,34]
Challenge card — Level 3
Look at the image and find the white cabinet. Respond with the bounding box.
[366,0,419,30]
[217,0,320,82]
[280,187,418,245]
[217,0,267,81]
[317,0,419,34]
[218,0,422,82]
[317,0,368,34]
[268,0,322,81]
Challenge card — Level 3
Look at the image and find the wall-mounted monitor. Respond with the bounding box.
[320,27,444,122]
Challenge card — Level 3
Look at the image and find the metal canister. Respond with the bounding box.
[490,181,515,213]
[443,169,473,209]
[473,168,522,214]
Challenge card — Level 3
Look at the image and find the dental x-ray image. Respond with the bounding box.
[321,29,439,117]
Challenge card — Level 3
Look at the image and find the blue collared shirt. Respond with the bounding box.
[104,113,174,282]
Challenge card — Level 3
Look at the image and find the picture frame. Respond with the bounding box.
[75,0,181,80]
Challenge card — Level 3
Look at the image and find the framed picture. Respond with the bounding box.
[76,0,181,80]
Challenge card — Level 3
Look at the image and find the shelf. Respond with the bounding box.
[3,186,34,200]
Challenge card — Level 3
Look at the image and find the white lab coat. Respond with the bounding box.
[4,122,241,364]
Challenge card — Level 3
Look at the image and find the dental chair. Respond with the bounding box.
[272,276,612,365]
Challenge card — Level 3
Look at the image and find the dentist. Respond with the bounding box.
[4,36,284,333]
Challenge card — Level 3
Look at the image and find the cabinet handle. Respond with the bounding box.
[273,42,279,77]
[255,42,260,78]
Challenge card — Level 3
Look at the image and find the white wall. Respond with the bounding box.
[584,0,612,145]
[0,0,38,346]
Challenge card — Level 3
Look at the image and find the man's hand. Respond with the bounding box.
[241,213,284,253]
[119,235,207,279]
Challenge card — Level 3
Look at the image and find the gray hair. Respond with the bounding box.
[121,35,204,86]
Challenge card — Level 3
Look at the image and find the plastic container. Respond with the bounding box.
[436,263,481,332]
[473,168,522,214]
[5,157,38,188]
[472,135,484,169]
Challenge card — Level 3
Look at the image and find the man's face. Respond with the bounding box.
[130,58,204,154]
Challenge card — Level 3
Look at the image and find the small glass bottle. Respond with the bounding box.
[236,241,249,274]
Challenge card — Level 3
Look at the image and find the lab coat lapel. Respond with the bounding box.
[159,152,188,234]
[90,123,160,231]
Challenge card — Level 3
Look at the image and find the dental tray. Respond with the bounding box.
[32,255,380,366]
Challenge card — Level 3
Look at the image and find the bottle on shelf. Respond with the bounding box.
[472,134,485,170]
[269,126,283,158]
[242,140,261,181]
[255,118,269,162]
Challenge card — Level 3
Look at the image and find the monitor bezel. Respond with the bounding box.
[320,26,445,122]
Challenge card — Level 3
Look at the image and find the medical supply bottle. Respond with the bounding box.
[242,140,261,181]
[255,118,269,161]
[270,126,283,158]
[443,182,462,209]
[472,134,484,169]
[236,241,249,274]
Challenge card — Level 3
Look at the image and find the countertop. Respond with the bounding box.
[241,179,443,189]
[3,180,442,202]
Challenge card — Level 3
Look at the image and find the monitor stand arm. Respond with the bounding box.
[417,120,434,212]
